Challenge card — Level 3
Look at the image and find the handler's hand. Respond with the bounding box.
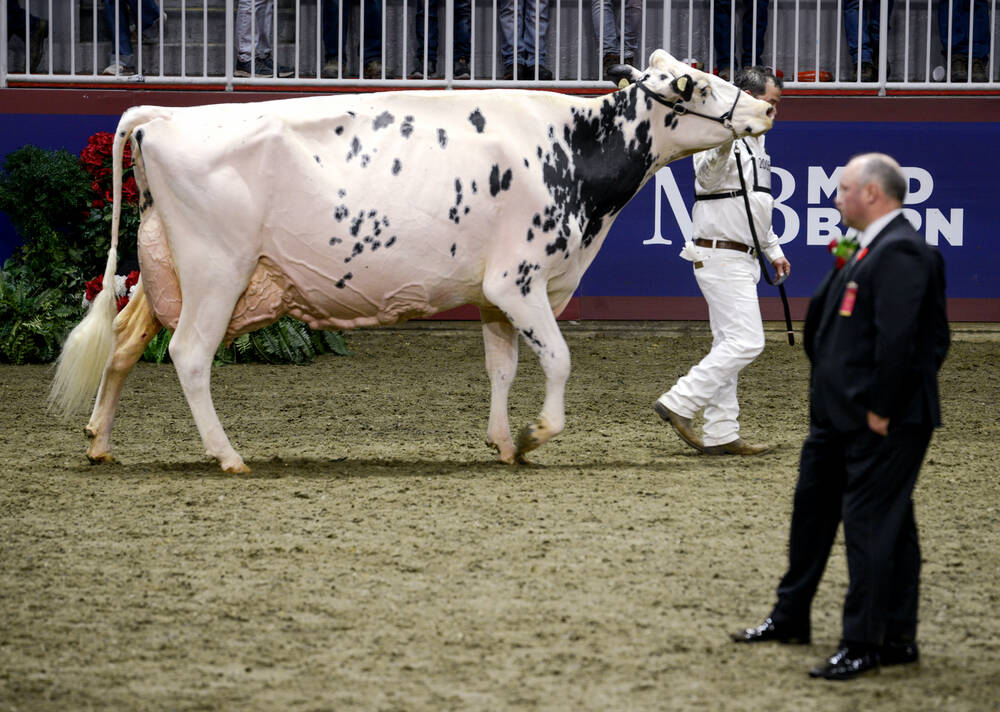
[867,410,889,436]
[772,257,791,279]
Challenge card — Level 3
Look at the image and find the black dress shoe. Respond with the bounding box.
[881,640,919,666]
[809,645,880,680]
[731,617,810,644]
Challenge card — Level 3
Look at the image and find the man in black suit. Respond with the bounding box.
[730,153,950,680]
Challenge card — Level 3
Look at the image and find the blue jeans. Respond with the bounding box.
[7,1,43,41]
[939,0,989,59]
[714,0,769,68]
[590,0,641,59]
[414,0,472,64]
[322,0,383,65]
[103,0,161,67]
[499,0,549,68]
[844,0,893,64]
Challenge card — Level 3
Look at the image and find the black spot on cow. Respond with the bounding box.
[134,129,144,149]
[514,261,540,296]
[346,136,362,162]
[335,272,354,289]
[373,111,395,130]
[464,206,470,215]
[347,111,356,117]
[335,126,344,135]
[385,236,397,248]
[119,130,126,137]
[471,180,478,194]
[329,236,343,246]
[454,178,463,205]
[368,209,377,219]
[314,155,322,164]
[437,128,448,148]
[352,242,364,257]
[532,214,542,227]
[449,207,459,223]
[361,155,370,168]
[350,217,363,236]
[539,86,655,255]
[450,243,457,257]
[140,190,154,211]
[392,158,402,175]
[334,205,349,221]
[469,109,486,133]
[338,189,347,197]
[371,241,381,250]
[526,229,534,242]
[523,158,529,168]
[401,116,414,138]
[521,328,544,349]
[489,165,514,196]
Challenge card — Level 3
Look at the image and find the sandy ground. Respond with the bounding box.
[1,321,998,711]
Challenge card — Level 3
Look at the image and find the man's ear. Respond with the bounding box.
[670,74,694,101]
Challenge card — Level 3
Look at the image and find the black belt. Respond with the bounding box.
[693,238,755,256]
[694,187,771,201]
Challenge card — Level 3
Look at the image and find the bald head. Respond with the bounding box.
[835,153,907,230]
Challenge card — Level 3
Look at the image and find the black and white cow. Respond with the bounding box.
[50,50,774,472]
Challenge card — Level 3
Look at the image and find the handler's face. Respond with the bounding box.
[836,162,868,230]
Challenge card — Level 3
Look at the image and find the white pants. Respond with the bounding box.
[659,249,765,446]
[237,0,273,62]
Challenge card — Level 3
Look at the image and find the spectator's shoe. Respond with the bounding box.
[141,12,167,43]
[880,640,919,667]
[857,61,876,82]
[29,19,48,72]
[518,63,552,80]
[809,645,880,681]
[454,57,471,80]
[703,438,771,456]
[321,57,339,78]
[409,60,438,79]
[653,400,705,453]
[102,62,136,76]
[971,57,989,82]
[950,55,969,82]
[364,60,383,79]
[258,56,294,78]
[502,64,515,80]
[731,617,811,645]
[602,52,620,80]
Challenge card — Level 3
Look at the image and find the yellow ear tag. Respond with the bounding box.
[618,78,630,89]
[675,76,688,93]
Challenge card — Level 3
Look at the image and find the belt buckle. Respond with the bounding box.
[747,245,756,257]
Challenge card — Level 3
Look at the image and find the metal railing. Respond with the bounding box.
[2,0,997,90]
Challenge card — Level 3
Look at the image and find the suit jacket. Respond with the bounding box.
[803,214,950,432]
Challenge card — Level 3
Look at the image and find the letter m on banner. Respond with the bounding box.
[644,167,691,245]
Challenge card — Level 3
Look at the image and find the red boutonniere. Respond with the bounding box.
[827,236,859,269]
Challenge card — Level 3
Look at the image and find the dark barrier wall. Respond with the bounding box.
[2,89,998,320]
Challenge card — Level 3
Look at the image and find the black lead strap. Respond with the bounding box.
[733,143,795,346]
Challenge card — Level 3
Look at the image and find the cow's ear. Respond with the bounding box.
[671,75,695,102]
[607,64,642,89]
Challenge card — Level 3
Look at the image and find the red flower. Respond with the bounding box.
[122,176,139,204]
[125,270,140,291]
[116,296,130,312]
[91,199,104,208]
[84,274,104,302]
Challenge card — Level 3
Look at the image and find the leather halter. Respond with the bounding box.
[635,77,744,136]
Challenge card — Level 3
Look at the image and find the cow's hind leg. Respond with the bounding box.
[480,306,519,463]
[85,280,163,463]
[167,274,254,474]
[484,279,570,461]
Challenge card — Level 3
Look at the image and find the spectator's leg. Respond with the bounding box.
[104,0,136,68]
[623,0,642,62]
[843,0,863,65]
[971,0,989,60]
[498,0,518,73]
[236,1,253,63]
[454,0,472,64]
[741,0,769,66]
[590,0,618,58]
[713,0,735,73]
[363,0,383,66]
[322,0,342,65]
[8,1,28,41]
[254,0,273,60]
[520,0,549,69]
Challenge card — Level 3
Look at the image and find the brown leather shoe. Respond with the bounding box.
[703,438,771,456]
[654,401,705,452]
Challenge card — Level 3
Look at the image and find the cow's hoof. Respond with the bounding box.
[515,423,543,455]
[487,439,517,464]
[222,460,252,474]
[87,452,114,465]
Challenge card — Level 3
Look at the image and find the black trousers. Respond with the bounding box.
[770,422,933,646]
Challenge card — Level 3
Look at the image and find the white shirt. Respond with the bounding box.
[685,134,785,265]
[858,208,903,248]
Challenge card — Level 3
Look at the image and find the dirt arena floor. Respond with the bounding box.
[1,321,998,711]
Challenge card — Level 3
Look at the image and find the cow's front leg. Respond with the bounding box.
[485,280,570,461]
[86,281,162,463]
[480,306,519,463]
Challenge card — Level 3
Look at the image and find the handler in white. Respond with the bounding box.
[655,66,790,455]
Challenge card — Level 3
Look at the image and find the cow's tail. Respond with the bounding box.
[49,107,170,415]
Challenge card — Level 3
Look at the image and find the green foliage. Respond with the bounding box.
[0,269,81,364]
[141,316,350,365]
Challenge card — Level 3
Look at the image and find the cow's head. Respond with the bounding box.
[610,50,775,156]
